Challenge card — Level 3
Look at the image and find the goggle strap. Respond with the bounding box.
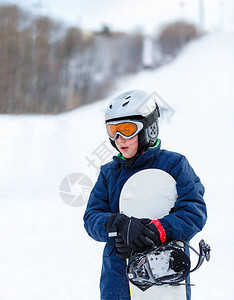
[141,107,159,128]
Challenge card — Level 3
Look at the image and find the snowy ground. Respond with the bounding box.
[0,31,234,299]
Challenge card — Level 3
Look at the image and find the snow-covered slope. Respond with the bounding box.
[0,31,233,299]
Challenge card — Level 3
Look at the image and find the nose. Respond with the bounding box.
[116,135,126,142]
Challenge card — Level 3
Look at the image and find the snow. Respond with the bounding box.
[0,31,234,299]
[148,250,176,279]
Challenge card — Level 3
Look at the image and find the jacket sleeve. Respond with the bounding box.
[159,155,207,241]
[83,166,112,242]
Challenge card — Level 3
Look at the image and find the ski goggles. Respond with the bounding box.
[106,120,143,140]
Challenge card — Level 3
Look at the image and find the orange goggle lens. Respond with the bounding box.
[107,122,138,139]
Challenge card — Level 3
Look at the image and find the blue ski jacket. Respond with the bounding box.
[83,140,207,300]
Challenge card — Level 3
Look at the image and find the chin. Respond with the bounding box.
[124,152,137,159]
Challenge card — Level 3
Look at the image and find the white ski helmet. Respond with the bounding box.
[105,90,160,151]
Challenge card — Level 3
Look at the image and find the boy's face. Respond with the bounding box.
[115,135,138,159]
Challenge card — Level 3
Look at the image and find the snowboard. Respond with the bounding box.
[119,168,186,300]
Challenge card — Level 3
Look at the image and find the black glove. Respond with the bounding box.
[105,213,158,250]
[114,236,132,259]
[145,219,166,245]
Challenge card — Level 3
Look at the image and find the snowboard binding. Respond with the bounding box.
[127,240,210,291]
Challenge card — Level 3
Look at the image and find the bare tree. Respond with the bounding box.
[158,21,198,57]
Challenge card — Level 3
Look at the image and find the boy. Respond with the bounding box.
[83,90,207,300]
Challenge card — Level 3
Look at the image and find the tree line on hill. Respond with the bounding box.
[0,4,199,114]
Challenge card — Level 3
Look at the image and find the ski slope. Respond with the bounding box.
[0,31,233,299]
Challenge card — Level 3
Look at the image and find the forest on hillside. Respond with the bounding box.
[0,4,199,114]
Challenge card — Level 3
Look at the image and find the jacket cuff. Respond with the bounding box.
[158,218,172,241]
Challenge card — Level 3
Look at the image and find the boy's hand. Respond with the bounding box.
[146,219,167,244]
[114,236,132,258]
[105,213,159,250]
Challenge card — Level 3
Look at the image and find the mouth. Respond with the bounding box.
[120,146,129,151]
